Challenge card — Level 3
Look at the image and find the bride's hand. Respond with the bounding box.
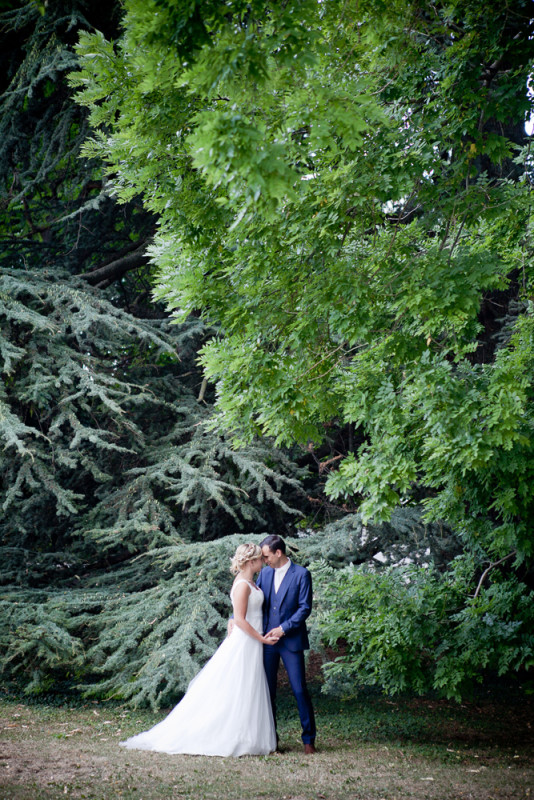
[262,633,279,645]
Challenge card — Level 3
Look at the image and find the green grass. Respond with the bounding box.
[1,683,533,800]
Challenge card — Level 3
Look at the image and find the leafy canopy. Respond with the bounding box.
[71,0,534,539]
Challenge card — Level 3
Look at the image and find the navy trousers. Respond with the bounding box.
[263,643,316,744]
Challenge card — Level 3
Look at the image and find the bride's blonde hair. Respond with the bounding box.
[230,543,262,575]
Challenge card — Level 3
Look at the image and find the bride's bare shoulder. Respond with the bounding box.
[231,578,252,594]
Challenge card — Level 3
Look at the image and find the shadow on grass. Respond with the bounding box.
[275,677,534,756]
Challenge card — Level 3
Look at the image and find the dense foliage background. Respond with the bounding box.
[1,0,533,706]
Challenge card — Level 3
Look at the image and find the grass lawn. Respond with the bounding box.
[0,682,532,800]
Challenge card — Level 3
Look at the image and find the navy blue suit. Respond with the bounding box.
[256,562,316,744]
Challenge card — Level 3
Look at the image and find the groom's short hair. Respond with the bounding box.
[260,534,286,554]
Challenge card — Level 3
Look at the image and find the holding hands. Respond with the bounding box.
[227,618,281,645]
[265,625,284,644]
[262,629,281,645]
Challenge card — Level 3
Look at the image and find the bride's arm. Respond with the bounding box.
[232,582,271,644]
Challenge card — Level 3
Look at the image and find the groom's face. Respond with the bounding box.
[261,545,284,568]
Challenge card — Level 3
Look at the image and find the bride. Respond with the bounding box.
[120,543,277,757]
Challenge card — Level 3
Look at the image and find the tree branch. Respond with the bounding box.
[79,241,152,287]
[197,377,208,403]
[473,550,516,599]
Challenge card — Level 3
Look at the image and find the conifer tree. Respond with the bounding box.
[0,1,310,701]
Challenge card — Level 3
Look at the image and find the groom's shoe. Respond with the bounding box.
[304,743,316,754]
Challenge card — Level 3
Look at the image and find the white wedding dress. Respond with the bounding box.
[120,580,276,757]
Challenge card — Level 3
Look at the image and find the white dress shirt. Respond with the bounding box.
[274,558,291,593]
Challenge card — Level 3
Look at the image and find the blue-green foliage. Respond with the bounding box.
[0,0,309,707]
[1,509,457,708]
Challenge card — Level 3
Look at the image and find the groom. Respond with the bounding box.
[256,534,316,754]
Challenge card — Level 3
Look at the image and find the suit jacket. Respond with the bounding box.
[256,561,312,652]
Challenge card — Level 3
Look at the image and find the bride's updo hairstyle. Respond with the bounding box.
[230,543,262,575]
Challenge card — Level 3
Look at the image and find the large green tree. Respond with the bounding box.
[70,0,534,696]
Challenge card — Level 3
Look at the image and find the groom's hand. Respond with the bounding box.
[267,626,284,640]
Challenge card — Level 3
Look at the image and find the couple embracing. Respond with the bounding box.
[121,535,316,757]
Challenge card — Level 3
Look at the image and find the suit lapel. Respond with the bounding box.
[275,561,295,607]
[261,566,274,605]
